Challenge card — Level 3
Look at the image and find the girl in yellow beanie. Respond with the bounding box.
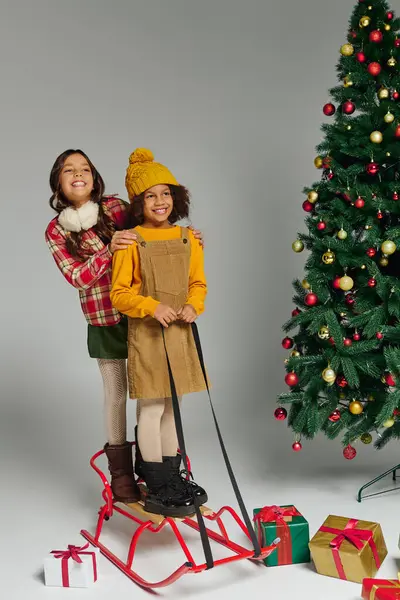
[111,148,208,517]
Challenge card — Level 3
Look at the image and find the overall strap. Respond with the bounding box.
[133,227,147,247]
[180,226,190,242]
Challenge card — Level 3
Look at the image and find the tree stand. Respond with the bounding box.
[80,444,280,589]
[357,463,400,502]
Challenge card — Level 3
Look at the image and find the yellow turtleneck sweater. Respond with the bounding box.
[110,226,207,319]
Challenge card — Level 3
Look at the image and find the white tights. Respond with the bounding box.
[136,397,181,462]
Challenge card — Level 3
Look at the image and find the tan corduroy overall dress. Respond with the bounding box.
[127,226,207,400]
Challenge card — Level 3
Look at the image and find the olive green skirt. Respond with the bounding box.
[87,316,128,359]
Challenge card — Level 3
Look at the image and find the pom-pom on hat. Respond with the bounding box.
[125,148,179,200]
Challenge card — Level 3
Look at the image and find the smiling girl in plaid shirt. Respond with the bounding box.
[45,149,203,503]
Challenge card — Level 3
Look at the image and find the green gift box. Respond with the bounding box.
[253,505,310,566]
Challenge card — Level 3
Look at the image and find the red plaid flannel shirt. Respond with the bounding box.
[45,196,129,326]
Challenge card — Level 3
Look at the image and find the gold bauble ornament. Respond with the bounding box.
[322,250,335,265]
[343,76,353,88]
[378,87,390,100]
[322,367,336,383]
[370,130,383,144]
[290,350,300,358]
[381,240,396,255]
[349,400,364,415]
[302,279,311,289]
[388,56,397,67]
[340,312,346,317]
[308,190,319,203]
[359,16,371,27]
[380,257,389,267]
[384,23,391,31]
[361,264,367,270]
[340,43,354,56]
[314,156,324,169]
[383,418,395,428]
[361,433,373,444]
[292,240,304,253]
[339,275,354,291]
[337,228,348,240]
[384,111,395,124]
[318,326,330,340]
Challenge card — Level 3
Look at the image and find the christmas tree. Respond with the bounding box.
[277,0,400,459]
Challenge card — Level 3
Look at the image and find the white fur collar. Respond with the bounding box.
[58,201,99,233]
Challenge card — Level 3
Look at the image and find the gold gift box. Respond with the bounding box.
[309,515,387,584]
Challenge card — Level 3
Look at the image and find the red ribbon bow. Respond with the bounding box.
[51,543,97,587]
[254,505,301,565]
[319,518,381,580]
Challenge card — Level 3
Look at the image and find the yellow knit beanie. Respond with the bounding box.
[125,148,179,200]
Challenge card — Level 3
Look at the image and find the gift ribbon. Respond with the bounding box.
[254,505,301,565]
[370,581,400,600]
[51,543,98,587]
[319,519,381,581]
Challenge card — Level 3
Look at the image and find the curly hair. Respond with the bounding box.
[127,185,191,228]
[49,149,118,261]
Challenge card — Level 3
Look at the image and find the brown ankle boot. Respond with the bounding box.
[104,442,141,503]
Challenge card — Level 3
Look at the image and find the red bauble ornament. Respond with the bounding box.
[322,156,332,169]
[329,410,341,422]
[292,308,301,317]
[337,375,348,388]
[366,162,379,176]
[356,51,366,63]
[285,372,299,387]
[329,337,335,346]
[387,11,394,20]
[342,100,356,115]
[282,337,294,349]
[393,409,400,416]
[343,445,357,460]
[292,441,302,452]
[345,294,355,306]
[368,278,377,287]
[343,338,353,347]
[377,210,383,220]
[274,407,287,421]
[302,200,314,212]
[395,124,400,138]
[333,276,342,289]
[369,30,383,43]
[366,247,376,257]
[385,373,396,387]
[342,192,352,202]
[355,196,365,208]
[327,170,334,180]
[353,332,361,341]
[368,62,382,77]
[393,90,400,101]
[394,191,399,201]
[376,331,384,340]
[323,103,336,116]
[317,221,327,231]
[305,292,318,307]
[395,39,400,48]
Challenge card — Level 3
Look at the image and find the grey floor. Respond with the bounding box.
[3,374,400,600]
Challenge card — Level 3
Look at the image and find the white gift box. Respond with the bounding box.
[44,543,99,587]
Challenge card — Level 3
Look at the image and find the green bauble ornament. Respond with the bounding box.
[361,433,372,444]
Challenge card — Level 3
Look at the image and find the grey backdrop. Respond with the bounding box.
[2,1,400,598]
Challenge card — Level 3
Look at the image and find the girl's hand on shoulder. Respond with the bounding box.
[154,304,177,328]
[177,304,197,323]
[188,226,204,248]
[110,229,138,253]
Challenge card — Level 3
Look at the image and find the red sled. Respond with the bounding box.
[80,444,279,589]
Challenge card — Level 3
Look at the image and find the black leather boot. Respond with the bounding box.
[163,455,208,505]
[141,460,196,518]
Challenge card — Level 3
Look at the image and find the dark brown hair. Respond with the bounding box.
[49,149,117,260]
[127,185,191,228]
